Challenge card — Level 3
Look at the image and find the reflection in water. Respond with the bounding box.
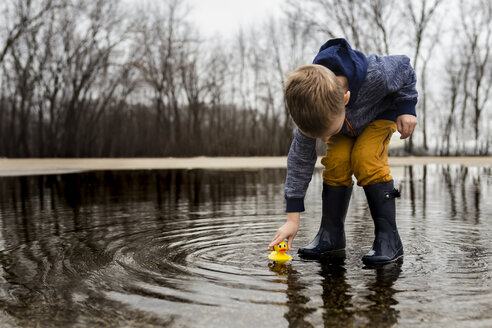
[0,165,491,327]
[362,260,402,327]
[268,261,290,275]
[284,267,314,328]
[319,257,354,328]
[268,262,316,328]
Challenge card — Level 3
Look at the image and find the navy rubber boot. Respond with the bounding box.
[298,184,352,259]
[362,180,403,265]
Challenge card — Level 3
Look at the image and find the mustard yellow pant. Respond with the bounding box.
[321,120,397,187]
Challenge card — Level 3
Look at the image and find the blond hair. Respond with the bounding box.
[284,64,345,137]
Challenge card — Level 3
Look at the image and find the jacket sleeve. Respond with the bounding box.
[382,55,419,117]
[284,128,317,212]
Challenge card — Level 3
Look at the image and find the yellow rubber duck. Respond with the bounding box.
[268,241,292,264]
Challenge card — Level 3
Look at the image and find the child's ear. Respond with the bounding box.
[344,91,351,105]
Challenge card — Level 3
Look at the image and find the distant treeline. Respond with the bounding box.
[0,98,292,157]
[1,0,491,157]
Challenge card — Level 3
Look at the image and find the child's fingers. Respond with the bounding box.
[287,236,294,250]
[398,116,417,139]
[399,122,407,139]
[407,123,416,136]
[397,119,403,134]
[400,125,410,139]
[268,232,281,249]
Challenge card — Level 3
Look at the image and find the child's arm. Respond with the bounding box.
[284,128,317,212]
[268,212,300,251]
[381,55,419,139]
[268,128,316,250]
[382,55,418,118]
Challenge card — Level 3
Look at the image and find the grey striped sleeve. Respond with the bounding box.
[284,128,317,212]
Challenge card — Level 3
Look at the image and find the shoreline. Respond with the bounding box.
[1,156,491,177]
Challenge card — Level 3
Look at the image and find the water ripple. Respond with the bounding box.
[0,167,491,327]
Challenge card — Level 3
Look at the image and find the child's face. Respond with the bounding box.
[319,113,345,142]
[303,113,345,142]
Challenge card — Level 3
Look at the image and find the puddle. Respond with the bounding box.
[0,165,491,327]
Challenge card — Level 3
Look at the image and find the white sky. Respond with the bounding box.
[188,0,284,37]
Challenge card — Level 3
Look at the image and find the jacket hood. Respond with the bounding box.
[312,38,368,107]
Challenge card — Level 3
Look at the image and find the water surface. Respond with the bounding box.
[0,165,491,327]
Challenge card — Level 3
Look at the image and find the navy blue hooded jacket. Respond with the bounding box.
[284,38,418,212]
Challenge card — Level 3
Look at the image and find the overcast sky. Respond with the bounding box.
[188,0,284,37]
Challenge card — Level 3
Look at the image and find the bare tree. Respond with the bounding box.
[309,0,367,50]
[57,0,129,157]
[364,0,401,55]
[458,0,492,154]
[0,0,58,156]
[5,0,490,158]
[0,0,59,64]
[439,0,492,155]
[180,39,206,153]
[290,0,400,55]
[267,8,314,152]
[403,0,443,153]
[0,0,134,157]
[441,55,461,155]
[132,0,192,155]
[200,41,230,154]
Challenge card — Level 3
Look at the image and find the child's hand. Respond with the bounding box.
[268,212,300,251]
[397,114,418,139]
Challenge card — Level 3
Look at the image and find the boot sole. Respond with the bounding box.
[362,249,404,266]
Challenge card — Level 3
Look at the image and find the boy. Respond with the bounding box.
[268,38,418,264]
